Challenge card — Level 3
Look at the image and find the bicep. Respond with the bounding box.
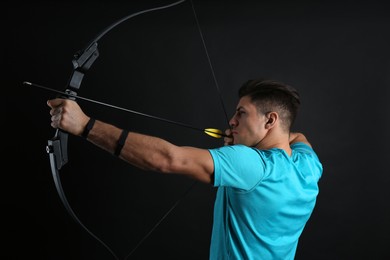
[170,146,214,184]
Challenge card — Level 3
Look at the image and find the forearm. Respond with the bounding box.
[289,132,312,147]
[86,120,176,172]
[47,98,183,174]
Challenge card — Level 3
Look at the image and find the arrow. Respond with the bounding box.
[24,81,228,138]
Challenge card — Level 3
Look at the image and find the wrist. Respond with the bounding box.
[81,117,96,139]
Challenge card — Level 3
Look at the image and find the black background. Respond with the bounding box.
[3,0,390,259]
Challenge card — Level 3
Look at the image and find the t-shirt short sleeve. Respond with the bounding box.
[208,144,266,190]
[291,142,323,180]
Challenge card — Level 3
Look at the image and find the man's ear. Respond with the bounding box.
[265,112,278,129]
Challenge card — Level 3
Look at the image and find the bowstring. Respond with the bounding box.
[190,0,231,127]
[124,1,231,258]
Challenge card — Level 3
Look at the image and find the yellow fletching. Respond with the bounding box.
[204,128,223,138]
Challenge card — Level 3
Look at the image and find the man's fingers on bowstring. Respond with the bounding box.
[224,128,234,146]
[224,138,233,146]
[225,128,232,136]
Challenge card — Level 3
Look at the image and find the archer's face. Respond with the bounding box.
[229,96,268,147]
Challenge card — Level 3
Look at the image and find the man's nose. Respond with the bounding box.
[229,117,237,128]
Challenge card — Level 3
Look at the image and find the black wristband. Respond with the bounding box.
[81,118,95,139]
[114,129,129,157]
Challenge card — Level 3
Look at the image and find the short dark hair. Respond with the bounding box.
[238,78,300,131]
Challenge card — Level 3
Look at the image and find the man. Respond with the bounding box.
[47,78,323,259]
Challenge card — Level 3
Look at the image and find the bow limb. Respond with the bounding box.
[46,40,119,259]
[45,1,187,259]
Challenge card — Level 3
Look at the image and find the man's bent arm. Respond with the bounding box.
[289,132,312,147]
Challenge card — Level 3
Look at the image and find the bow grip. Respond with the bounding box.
[47,129,69,170]
[46,87,77,170]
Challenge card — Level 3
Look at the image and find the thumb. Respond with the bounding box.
[47,98,63,108]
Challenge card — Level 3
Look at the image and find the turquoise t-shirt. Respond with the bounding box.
[208,142,323,260]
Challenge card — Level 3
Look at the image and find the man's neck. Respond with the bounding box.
[255,132,292,156]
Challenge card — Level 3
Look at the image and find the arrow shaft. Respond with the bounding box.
[24,81,227,137]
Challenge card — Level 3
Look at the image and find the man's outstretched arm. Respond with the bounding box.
[47,98,215,184]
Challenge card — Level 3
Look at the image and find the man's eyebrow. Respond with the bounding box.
[236,106,245,111]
